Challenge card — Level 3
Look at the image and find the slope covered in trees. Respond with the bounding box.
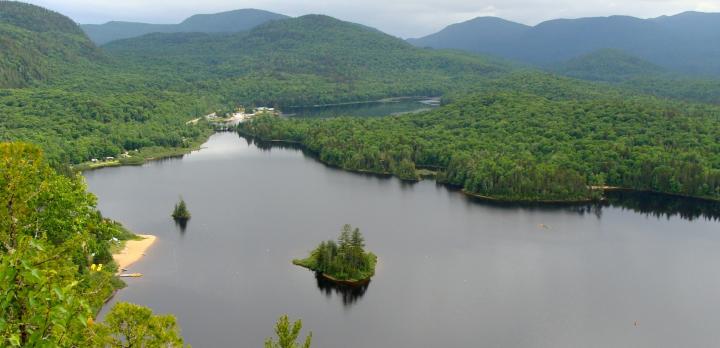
[240,92,720,202]
[103,15,512,106]
[0,1,100,88]
[82,9,289,45]
[546,49,720,104]
[554,49,666,82]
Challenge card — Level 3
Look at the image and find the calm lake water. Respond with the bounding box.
[86,132,720,348]
[281,98,439,118]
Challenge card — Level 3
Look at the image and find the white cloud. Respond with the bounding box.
[21,0,717,38]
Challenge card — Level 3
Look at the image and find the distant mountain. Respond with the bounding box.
[407,17,529,52]
[554,49,666,82]
[409,12,720,76]
[0,1,100,88]
[81,9,289,45]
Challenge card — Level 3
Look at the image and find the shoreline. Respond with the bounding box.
[74,132,212,173]
[294,262,374,287]
[113,234,157,273]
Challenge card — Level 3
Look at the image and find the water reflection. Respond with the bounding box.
[464,189,720,222]
[604,191,720,222]
[175,219,188,234]
[315,273,370,308]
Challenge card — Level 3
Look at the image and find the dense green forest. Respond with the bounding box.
[293,225,376,282]
[240,93,720,201]
[0,1,100,88]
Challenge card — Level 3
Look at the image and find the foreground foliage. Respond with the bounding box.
[92,303,185,347]
[0,142,185,346]
[293,225,376,282]
[265,315,312,348]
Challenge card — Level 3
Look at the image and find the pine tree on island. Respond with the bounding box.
[293,224,377,285]
[172,197,191,222]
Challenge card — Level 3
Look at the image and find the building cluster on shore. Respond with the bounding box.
[207,106,279,130]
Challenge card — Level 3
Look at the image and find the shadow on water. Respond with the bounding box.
[458,186,720,222]
[242,134,720,222]
[315,273,371,308]
[603,191,720,222]
[175,219,188,235]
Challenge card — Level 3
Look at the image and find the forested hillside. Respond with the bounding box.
[548,49,720,104]
[554,49,665,82]
[0,1,100,88]
[81,9,289,45]
[240,93,720,201]
[104,15,512,106]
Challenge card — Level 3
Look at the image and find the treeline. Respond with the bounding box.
[240,92,720,202]
[0,142,187,346]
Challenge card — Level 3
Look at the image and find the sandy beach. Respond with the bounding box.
[113,234,157,272]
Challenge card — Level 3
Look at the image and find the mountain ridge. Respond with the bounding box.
[81,8,289,45]
[409,11,720,75]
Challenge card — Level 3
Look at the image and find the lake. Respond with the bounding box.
[281,97,439,118]
[86,132,720,348]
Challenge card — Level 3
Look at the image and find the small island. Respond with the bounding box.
[172,197,191,222]
[293,224,377,285]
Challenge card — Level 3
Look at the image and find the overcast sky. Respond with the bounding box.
[22,0,720,38]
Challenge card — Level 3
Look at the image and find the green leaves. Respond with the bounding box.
[0,236,94,347]
[265,315,312,348]
[99,302,186,348]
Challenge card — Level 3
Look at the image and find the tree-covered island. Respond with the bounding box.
[293,225,377,285]
[172,198,192,222]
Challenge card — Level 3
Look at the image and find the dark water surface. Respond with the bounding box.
[281,98,438,118]
[86,133,720,348]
